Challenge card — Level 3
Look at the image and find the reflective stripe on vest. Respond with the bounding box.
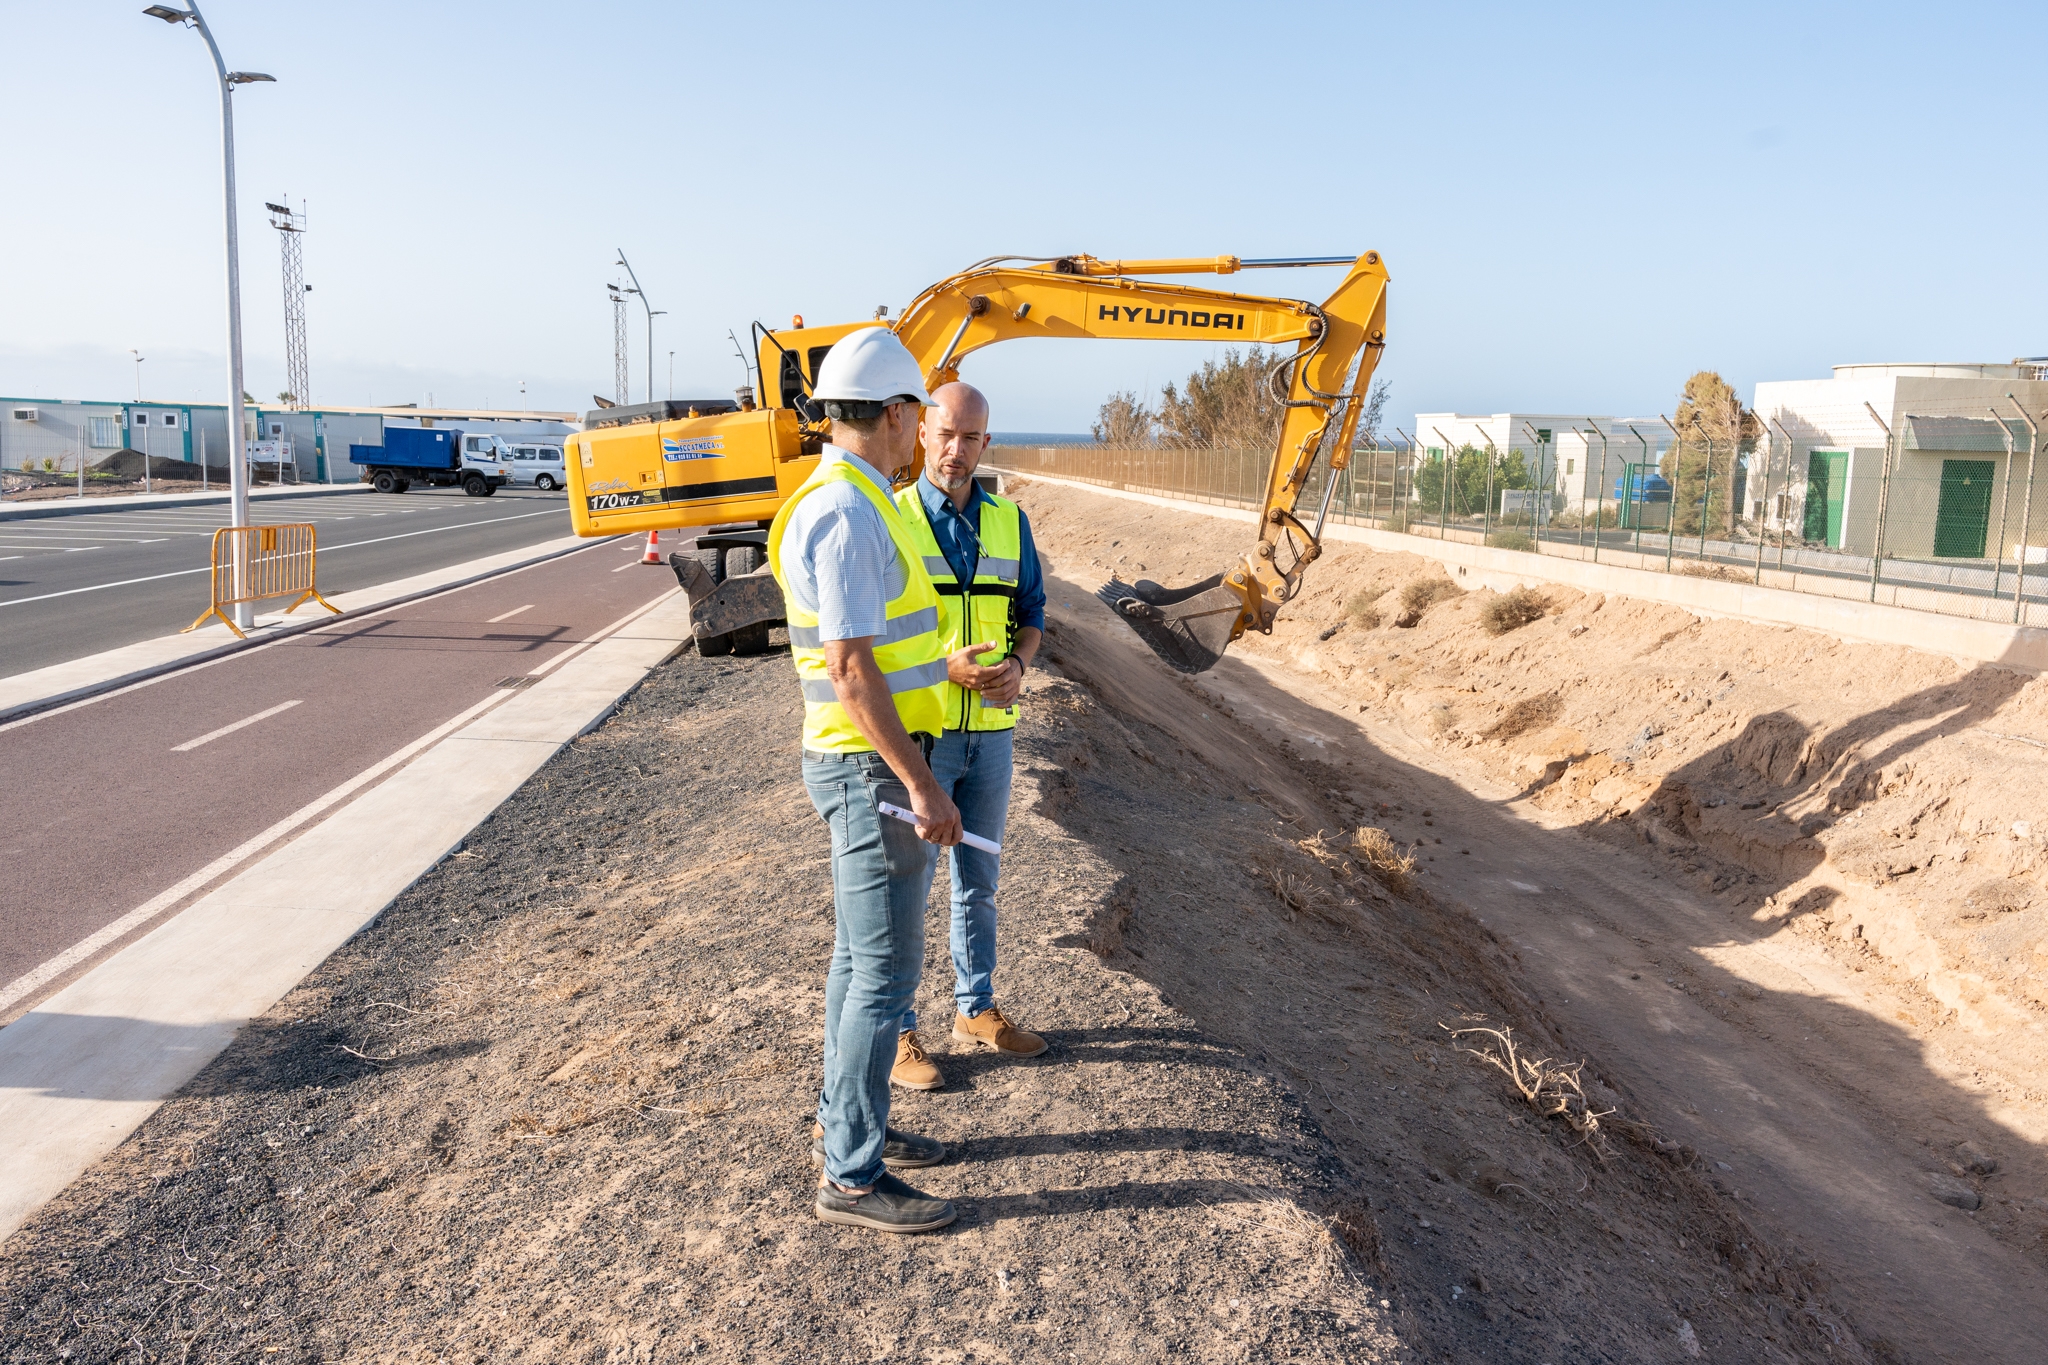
[896,484,1024,733]
[768,461,945,752]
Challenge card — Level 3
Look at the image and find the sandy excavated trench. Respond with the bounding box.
[1012,474,2048,1363]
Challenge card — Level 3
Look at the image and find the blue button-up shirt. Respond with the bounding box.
[915,473,1046,634]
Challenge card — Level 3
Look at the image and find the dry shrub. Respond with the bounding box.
[1480,586,1547,635]
[1444,1022,1615,1161]
[1678,561,1745,582]
[1484,692,1563,742]
[1257,860,1337,922]
[1206,1191,1380,1325]
[1344,588,1382,628]
[1485,528,1535,553]
[1351,826,1415,894]
[1400,576,1461,615]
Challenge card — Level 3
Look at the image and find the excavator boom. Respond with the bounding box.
[891,253,1389,671]
[566,251,1388,672]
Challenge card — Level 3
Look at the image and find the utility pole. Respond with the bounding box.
[614,250,663,404]
[266,197,310,409]
[144,1,272,631]
[130,349,145,401]
[608,285,629,405]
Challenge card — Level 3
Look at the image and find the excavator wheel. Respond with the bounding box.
[1098,574,1246,675]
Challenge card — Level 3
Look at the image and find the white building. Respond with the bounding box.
[1408,412,1672,513]
[1751,361,2048,560]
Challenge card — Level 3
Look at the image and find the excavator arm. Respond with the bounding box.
[891,253,1389,672]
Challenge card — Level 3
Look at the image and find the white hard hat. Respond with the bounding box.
[811,326,934,417]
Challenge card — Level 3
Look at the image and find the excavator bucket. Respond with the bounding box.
[1098,574,1248,675]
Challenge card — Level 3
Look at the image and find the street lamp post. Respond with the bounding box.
[130,349,145,401]
[614,250,665,405]
[144,2,272,630]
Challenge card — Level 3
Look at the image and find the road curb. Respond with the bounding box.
[0,533,629,726]
[0,483,371,522]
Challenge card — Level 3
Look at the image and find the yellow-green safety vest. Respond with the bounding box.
[896,484,1023,732]
[767,460,946,753]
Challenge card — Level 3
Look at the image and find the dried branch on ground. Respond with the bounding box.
[1444,1022,1615,1162]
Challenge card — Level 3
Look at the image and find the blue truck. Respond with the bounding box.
[348,426,514,496]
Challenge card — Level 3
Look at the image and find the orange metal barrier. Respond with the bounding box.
[182,522,341,638]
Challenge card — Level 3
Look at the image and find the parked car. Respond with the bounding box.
[509,444,567,490]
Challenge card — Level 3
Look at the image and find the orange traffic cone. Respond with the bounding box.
[640,530,662,565]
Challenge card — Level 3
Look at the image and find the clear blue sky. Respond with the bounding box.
[5,2,2044,431]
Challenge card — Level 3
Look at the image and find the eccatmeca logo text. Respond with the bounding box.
[662,436,724,462]
[1096,304,1247,331]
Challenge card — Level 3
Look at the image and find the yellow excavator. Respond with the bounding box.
[564,252,1388,673]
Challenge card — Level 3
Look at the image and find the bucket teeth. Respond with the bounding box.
[1099,573,1243,675]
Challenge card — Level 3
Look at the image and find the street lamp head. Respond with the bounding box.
[142,5,190,22]
[226,71,275,84]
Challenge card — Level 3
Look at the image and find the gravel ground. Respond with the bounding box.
[2,580,1873,1361]
[0,644,1405,1364]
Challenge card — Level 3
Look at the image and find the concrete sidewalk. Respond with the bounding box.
[0,588,692,1246]
[0,482,369,522]
[0,532,617,724]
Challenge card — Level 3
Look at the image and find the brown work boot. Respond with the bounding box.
[890,1030,943,1091]
[951,1004,1047,1058]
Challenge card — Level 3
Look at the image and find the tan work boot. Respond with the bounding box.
[890,1030,943,1091]
[952,1004,1047,1058]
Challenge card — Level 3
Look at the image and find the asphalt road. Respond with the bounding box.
[0,532,686,1001]
[0,486,581,677]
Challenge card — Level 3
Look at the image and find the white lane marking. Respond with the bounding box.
[0,556,19,561]
[62,547,102,553]
[487,603,534,623]
[0,507,566,608]
[171,698,303,752]
[0,585,676,1014]
[611,560,639,572]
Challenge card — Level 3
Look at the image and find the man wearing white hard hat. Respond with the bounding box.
[767,325,988,1233]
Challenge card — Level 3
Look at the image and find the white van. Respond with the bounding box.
[509,444,567,490]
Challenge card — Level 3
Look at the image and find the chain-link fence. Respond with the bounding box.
[987,421,2047,629]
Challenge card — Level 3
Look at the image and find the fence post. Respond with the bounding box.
[1589,422,1609,563]
[1989,405,2017,602]
[1863,401,1895,604]
[1659,415,1683,573]
[2008,394,2040,625]
[1752,418,1771,584]
[1477,431,1497,543]
[1431,427,1454,540]
[1626,425,1651,554]
[1692,415,1714,562]
[1769,418,1793,574]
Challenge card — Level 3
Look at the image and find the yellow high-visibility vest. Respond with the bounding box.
[767,461,946,753]
[897,484,1023,732]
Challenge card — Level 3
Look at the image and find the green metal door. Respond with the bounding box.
[1933,459,1994,558]
[1804,450,1847,546]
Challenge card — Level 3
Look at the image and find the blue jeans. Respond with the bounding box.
[902,727,1014,1033]
[802,749,934,1189]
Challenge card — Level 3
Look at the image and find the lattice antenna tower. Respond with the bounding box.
[266,198,311,409]
[608,284,630,405]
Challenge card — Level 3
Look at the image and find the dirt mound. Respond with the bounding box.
[91,449,219,481]
[1010,473,2048,1361]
